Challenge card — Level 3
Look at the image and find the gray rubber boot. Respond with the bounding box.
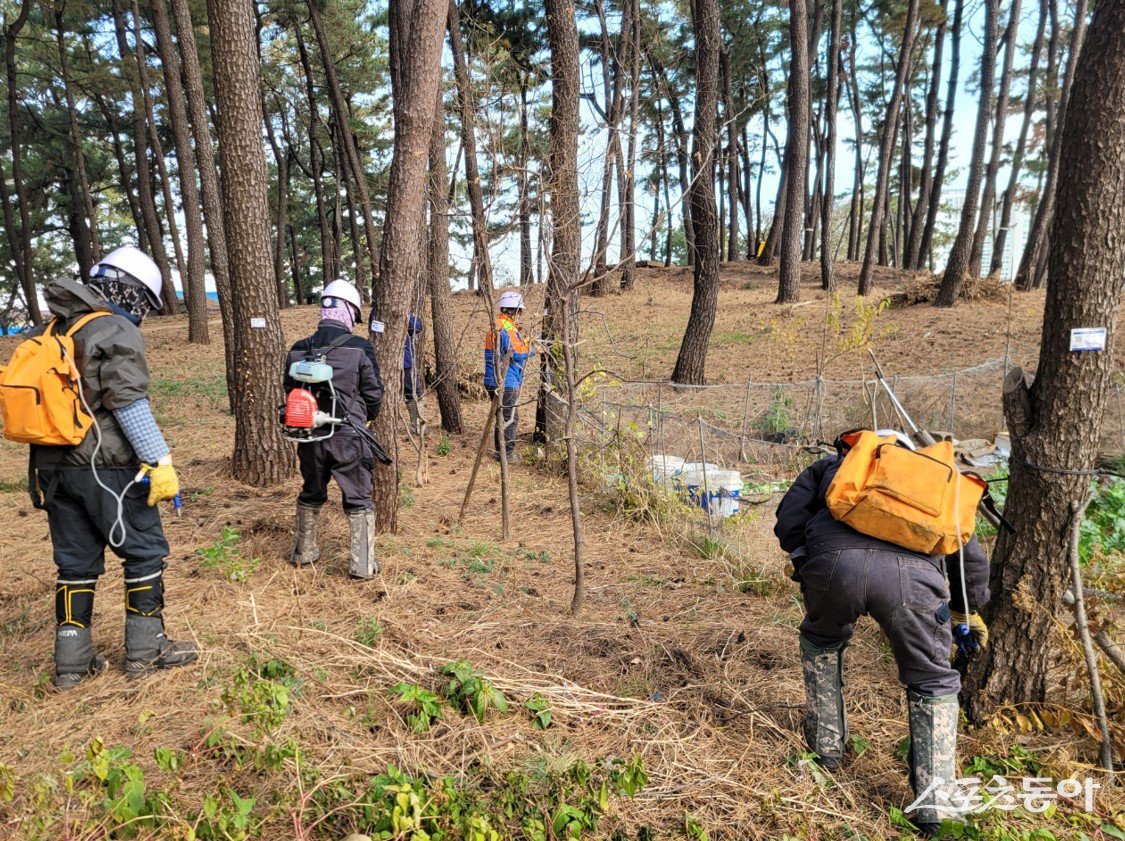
[54,626,107,691]
[348,510,379,579]
[290,503,322,566]
[124,615,200,679]
[405,397,424,436]
[800,634,848,769]
[907,691,960,834]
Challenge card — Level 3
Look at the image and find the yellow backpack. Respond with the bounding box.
[825,429,987,555]
[0,312,109,445]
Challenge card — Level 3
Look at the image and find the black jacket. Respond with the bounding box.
[285,320,384,429]
[775,456,991,612]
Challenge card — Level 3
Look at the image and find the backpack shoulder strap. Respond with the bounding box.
[62,311,111,338]
[321,332,356,353]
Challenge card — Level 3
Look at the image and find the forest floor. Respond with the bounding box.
[0,262,1122,840]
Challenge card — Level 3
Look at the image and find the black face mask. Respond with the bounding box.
[87,270,158,323]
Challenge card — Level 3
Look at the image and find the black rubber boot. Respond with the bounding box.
[124,615,199,679]
[54,580,106,691]
[54,626,107,691]
[123,571,199,678]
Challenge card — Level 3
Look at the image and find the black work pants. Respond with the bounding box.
[40,467,168,582]
[298,432,374,513]
[798,546,960,697]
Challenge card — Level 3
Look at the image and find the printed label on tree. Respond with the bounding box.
[370,320,385,334]
[1069,327,1107,352]
[250,317,266,329]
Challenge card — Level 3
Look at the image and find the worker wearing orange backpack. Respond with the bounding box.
[0,246,197,691]
[775,429,992,837]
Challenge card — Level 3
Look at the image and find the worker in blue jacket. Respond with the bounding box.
[484,291,530,461]
[404,313,424,434]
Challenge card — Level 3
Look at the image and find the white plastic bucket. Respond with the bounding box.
[648,454,685,484]
[680,466,742,518]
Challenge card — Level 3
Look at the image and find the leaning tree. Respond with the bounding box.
[962,0,1125,720]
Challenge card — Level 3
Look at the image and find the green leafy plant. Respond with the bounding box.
[221,658,301,736]
[196,526,258,583]
[196,788,257,841]
[758,385,795,436]
[355,617,383,647]
[389,682,445,733]
[523,694,552,729]
[441,660,509,722]
[437,435,452,456]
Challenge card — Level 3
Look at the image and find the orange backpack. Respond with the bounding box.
[0,312,109,445]
[825,429,987,555]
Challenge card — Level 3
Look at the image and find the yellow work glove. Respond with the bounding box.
[951,610,989,657]
[137,456,180,507]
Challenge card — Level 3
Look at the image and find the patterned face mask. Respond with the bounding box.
[87,267,158,322]
[320,296,357,330]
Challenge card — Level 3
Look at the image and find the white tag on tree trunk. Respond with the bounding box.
[250,317,266,329]
[1069,327,1106,352]
[370,320,385,334]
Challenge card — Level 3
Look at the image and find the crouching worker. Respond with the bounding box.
[774,429,991,837]
[0,246,199,690]
[286,280,384,579]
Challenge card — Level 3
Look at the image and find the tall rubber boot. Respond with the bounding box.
[906,691,960,836]
[800,635,848,769]
[54,580,106,691]
[123,571,199,679]
[348,510,379,579]
[405,396,425,436]
[291,503,322,566]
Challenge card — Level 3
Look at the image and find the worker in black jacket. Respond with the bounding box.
[285,280,384,579]
[775,430,990,836]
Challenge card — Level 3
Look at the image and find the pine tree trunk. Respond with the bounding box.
[619,0,641,290]
[671,0,720,383]
[650,56,693,265]
[992,0,1047,276]
[518,78,533,288]
[54,6,100,272]
[935,0,999,306]
[962,0,1125,719]
[777,0,809,303]
[970,0,1022,277]
[820,0,842,290]
[448,0,493,296]
[112,0,177,315]
[920,0,965,270]
[4,0,42,323]
[722,49,740,265]
[307,0,381,293]
[204,0,294,484]
[293,23,337,283]
[151,0,210,341]
[172,0,237,406]
[905,15,945,269]
[372,0,447,533]
[1015,0,1087,291]
[857,0,920,295]
[591,0,620,295]
[427,91,463,434]
[845,24,864,262]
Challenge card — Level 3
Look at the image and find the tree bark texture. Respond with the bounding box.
[205,0,294,484]
[371,0,448,533]
[936,0,999,306]
[151,0,209,341]
[962,0,1125,720]
[671,0,720,384]
[777,0,810,303]
[820,0,842,290]
[426,89,463,434]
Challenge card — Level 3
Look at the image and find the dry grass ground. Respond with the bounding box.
[0,263,1121,839]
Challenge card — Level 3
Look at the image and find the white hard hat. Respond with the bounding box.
[321,279,362,314]
[498,290,525,311]
[876,429,916,450]
[91,245,163,306]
